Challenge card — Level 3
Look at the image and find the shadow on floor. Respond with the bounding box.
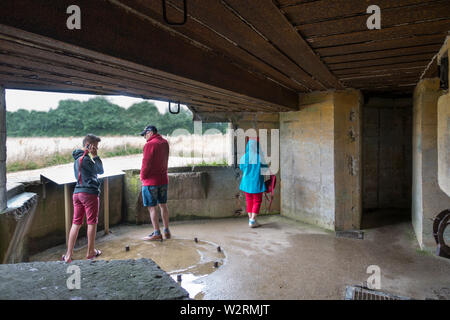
[361,208,411,229]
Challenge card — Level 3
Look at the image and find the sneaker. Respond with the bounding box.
[143,231,163,241]
[249,219,260,228]
[163,229,171,239]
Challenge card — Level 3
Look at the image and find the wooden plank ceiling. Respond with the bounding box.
[0,0,449,114]
[277,0,450,93]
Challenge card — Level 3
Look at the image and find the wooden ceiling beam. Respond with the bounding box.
[220,0,343,89]
[323,44,441,64]
[316,34,447,57]
[143,0,325,91]
[0,0,298,111]
[306,20,450,48]
[294,1,449,37]
[281,0,434,25]
[108,0,307,93]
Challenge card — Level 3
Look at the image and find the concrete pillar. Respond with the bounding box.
[412,78,450,249]
[334,90,363,230]
[279,89,363,230]
[437,40,450,197]
[437,93,450,196]
[0,86,7,212]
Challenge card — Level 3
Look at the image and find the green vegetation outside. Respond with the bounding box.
[7,97,227,137]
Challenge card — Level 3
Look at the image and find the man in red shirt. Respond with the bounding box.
[140,125,171,241]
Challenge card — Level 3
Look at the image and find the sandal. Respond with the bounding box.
[86,249,102,260]
[61,254,72,263]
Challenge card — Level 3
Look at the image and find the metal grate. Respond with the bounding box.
[345,286,411,300]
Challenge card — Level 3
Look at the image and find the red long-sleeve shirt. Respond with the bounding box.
[140,134,169,186]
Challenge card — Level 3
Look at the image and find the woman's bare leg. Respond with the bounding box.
[64,224,81,261]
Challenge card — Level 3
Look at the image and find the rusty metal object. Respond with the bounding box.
[434,209,450,258]
[432,209,449,243]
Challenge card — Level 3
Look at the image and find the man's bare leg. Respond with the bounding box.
[86,224,97,258]
[64,224,81,261]
[159,203,169,230]
[148,206,160,231]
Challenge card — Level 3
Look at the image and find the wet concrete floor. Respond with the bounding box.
[30,215,450,300]
[31,227,225,300]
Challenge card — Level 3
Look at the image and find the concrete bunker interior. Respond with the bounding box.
[0,0,449,300]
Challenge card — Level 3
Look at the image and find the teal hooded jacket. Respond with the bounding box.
[239,140,268,194]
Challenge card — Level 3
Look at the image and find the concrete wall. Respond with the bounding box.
[362,97,412,211]
[280,92,335,229]
[437,88,450,197]
[280,90,362,230]
[123,166,280,224]
[412,78,450,250]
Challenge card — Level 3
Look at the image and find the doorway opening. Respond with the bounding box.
[361,95,413,229]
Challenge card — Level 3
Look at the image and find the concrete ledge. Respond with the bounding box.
[0,258,189,300]
[6,182,24,200]
[3,192,37,218]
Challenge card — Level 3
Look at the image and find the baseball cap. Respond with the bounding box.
[140,125,157,136]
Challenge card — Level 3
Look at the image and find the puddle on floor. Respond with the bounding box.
[30,231,226,299]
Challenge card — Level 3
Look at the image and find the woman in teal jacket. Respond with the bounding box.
[239,139,268,228]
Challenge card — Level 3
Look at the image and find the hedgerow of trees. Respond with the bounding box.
[7,97,227,137]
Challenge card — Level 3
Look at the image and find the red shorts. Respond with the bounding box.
[245,192,263,215]
[72,193,99,225]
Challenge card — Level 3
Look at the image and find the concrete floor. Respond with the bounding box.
[31,215,450,300]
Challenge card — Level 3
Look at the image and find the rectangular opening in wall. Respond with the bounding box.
[361,95,413,229]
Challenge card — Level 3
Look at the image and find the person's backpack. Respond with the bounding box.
[264,174,276,213]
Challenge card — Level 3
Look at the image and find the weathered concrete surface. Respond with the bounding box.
[437,90,450,196]
[363,97,413,211]
[0,86,6,212]
[280,90,362,230]
[132,215,449,300]
[334,90,363,230]
[0,258,189,300]
[412,79,450,250]
[0,192,38,263]
[437,38,450,197]
[124,166,279,224]
[280,92,335,229]
[30,225,226,299]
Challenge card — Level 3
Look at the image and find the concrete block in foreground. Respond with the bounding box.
[0,258,189,300]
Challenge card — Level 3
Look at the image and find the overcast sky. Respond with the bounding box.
[5,89,187,113]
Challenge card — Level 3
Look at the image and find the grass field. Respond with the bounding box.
[7,134,231,172]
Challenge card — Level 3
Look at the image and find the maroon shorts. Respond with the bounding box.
[245,192,263,215]
[72,192,99,225]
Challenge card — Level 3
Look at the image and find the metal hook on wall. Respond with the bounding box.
[162,0,187,25]
[168,101,181,114]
